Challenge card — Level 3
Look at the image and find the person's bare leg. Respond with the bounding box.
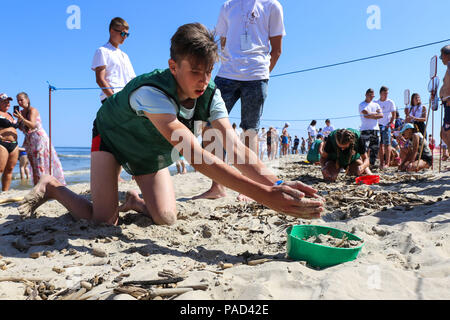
[134,168,177,225]
[0,146,10,191]
[191,126,227,200]
[90,151,122,224]
[18,151,120,224]
[2,147,19,191]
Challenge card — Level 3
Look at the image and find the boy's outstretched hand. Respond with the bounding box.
[263,181,324,219]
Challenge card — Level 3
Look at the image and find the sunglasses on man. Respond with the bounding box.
[113,29,130,37]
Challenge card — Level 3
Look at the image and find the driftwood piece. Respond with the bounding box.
[122,277,185,287]
[148,287,193,298]
[178,283,209,291]
[0,276,51,283]
[114,285,148,299]
[247,258,271,266]
[0,197,24,205]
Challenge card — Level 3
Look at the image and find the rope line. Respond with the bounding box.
[271,38,450,78]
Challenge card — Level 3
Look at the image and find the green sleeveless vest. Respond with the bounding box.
[326,128,362,167]
[95,68,216,175]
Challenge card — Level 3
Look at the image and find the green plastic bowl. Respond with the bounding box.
[286,225,364,269]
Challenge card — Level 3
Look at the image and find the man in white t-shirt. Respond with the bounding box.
[359,88,383,166]
[194,0,285,200]
[375,86,396,169]
[91,17,136,103]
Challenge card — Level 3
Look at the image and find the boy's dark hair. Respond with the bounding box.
[366,88,374,95]
[170,23,219,70]
[109,17,129,31]
[380,86,389,93]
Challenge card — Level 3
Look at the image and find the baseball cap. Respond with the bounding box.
[440,45,450,59]
[400,123,415,134]
[0,93,13,101]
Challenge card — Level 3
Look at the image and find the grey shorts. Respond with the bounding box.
[214,76,268,131]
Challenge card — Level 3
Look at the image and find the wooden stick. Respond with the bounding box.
[0,197,24,205]
[247,258,271,266]
[177,284,209,291]
[122,277,185,287]
[0,276,51,283]
[148,287,193,298]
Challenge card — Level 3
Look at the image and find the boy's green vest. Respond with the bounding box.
[95,68,216,175]
[326,128,362,167]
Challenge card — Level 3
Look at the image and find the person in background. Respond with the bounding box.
[92,17,136,104]
[375,86,396,170]
[18,147,30,181]
[300,137,306,154]
[0,93,19,191]
[258,127,267,161]
[266,126,273,160]
[320,128,372,182]
[394,111,404,132]
[92,17,136,183]
[14,92,66,186]
[322,119,335,139]
[398,123,432,172]
[293,135,300,154]
[306,133,323,164]
[307,120,317,141]
[438,45,450,152]
[281,122,289,156]
[406,93,427,137]
[428,134,436,154]
[359,88,383,167]
[176,156,187,174]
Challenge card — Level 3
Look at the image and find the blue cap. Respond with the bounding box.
[400,123,415,134]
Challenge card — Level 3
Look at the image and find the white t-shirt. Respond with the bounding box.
[359,101,381,131]
[375,98,396,126]
[129,86,228,124]
[91,42,136,101]
[215,0,286,81]
[322,125,334,137]
[307,125,317,138]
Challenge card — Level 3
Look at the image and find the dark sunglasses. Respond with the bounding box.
[113,29,130,37]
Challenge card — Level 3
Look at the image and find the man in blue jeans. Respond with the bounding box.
[375,86,396,170]
[194,0,285,200]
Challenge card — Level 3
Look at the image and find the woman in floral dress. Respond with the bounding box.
[14,92,65,186]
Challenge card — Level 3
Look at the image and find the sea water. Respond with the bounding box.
[9,147,191,190]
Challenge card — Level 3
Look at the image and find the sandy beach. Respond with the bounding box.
[0,154,449,300]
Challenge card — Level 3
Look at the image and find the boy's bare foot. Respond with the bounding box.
[17,175,53,218]
[191,185,227,200]
[118,190,146,213]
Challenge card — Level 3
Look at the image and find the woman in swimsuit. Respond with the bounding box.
[0,93,20,191]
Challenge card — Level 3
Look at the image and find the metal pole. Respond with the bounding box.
[49,86,52,175]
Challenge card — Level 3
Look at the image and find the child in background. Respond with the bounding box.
[18,147,30,180]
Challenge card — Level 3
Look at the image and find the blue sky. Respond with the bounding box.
[1,0,449,147]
